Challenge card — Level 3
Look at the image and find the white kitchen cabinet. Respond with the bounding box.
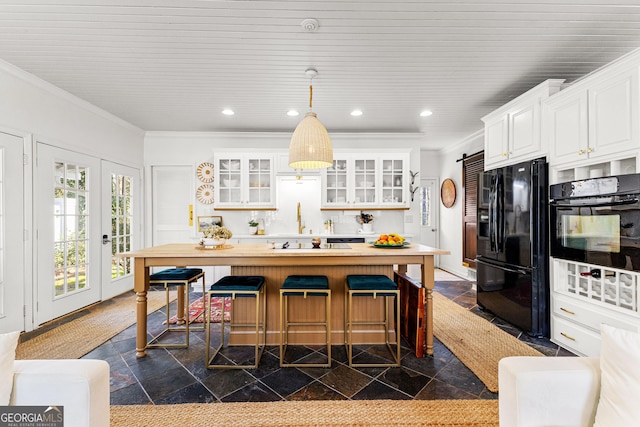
[482,79,564,170]
[547,67,639,168]
[214,154,275,208]
[322,154,408,208]
[551,259,640,356]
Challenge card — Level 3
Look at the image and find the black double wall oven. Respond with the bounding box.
[549,173,640,273]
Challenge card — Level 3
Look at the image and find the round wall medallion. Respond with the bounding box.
[440,178,456,208]
[196,162,215,183]
[196,184,214,204]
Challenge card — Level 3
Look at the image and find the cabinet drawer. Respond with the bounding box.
[551,316,601,356]
[553,293,639,333]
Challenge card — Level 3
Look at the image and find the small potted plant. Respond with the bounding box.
[356,211,374,234]
[201,225,233,247]
[248,219,259,235]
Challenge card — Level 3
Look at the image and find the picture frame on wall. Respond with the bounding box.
[197,215,223,232]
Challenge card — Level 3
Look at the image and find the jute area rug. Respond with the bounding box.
[111,399,499,427]
[433,292,544,393]
[15,291,170,360]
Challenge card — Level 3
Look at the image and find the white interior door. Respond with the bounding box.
[36,144,101,324]
[419,178,439,250]
[151,165,194,245]
[0,132,25,333]
[101,161,141,300]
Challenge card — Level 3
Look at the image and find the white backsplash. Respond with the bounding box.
[218,175,406,236]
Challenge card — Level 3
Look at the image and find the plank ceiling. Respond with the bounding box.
[1,0,640,148]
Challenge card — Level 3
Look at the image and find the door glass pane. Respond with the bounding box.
[111,173,133,280]
[53,161,89,297]
[421,186,432,227]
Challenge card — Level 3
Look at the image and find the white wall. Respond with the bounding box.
[144,131,425,243]
[435,130,484,278]
[0,60,144,165]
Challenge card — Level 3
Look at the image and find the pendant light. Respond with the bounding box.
[288,68,333,169]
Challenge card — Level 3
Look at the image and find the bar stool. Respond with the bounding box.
[205,275,266,369]
[344,274,401,367]
[147,267,205,349]
[279,275,331,368]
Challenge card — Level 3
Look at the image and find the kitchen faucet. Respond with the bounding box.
[297,202,305,234]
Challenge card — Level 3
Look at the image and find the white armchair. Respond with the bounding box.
[498,356,601,427]
[10,359,110,427]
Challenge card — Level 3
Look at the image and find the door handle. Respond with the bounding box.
[431,229,437,232]
[102,234,111,245]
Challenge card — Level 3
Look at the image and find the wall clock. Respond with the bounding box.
[196,162,215,183]
[440,178,456,208]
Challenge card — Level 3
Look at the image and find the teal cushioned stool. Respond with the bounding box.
[345,274,400,367]
[206,276,266,369]
[280,275,331,368]
[147,268,205,349]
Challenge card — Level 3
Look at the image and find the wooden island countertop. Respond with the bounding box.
[124,242,449,358]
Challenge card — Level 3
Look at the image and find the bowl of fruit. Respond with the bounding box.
[371,233,409,248]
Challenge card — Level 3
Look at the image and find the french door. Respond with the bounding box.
[0,132,25,333]
[36,144,101,324]
[419,178,439,250]
[101,161,141,300]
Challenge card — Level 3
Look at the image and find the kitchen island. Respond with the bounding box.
[125,242,448,358]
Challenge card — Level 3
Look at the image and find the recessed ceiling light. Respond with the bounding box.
[287,110,299,117]
[221,109,235,116]
[350,110,363,117]
[420,110,433,117]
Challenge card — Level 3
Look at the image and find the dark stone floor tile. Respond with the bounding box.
[138,365,197,402]
[83,340,120,360]
[297,359,340,380]
[110,382,151,405]
[490,318,522,338]
[200,368,257,399]
[221,381,283,402]
[415,378,479,400]
[280,345,315,364]
[378,367,431,397]
[248,351,282,379]
[557,347,579,357]
[108,358,138,393]
[318,345,348,364]
[319,364,372,398]
[111,336,137,355]
[156,382,217,404]
[287,380,348,401]
[400,353,445,378]
[452,293,477,309]
[479,388,498,400]
[351,379,411,400]
[433,359,486,396]
[219,345,263,366]
[527,342,560,357]
[260,367,314,397]
[124,349,182,381]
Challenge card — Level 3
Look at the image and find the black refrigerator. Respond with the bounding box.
[476,157,549,337]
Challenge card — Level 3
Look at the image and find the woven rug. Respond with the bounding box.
[433,292,544,392]
[110,399,499,427]
[167,296,231,324]
[15,291,170,360]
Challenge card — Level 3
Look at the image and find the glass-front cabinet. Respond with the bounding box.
[214,154,274,208]
[322,153,408,208]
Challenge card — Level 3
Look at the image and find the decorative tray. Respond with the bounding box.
[196,244,234,250]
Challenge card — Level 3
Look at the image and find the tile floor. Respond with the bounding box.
[76,270,575,405]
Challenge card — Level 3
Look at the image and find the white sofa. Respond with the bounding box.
[498,356,601,427]
[10,359,110,427]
